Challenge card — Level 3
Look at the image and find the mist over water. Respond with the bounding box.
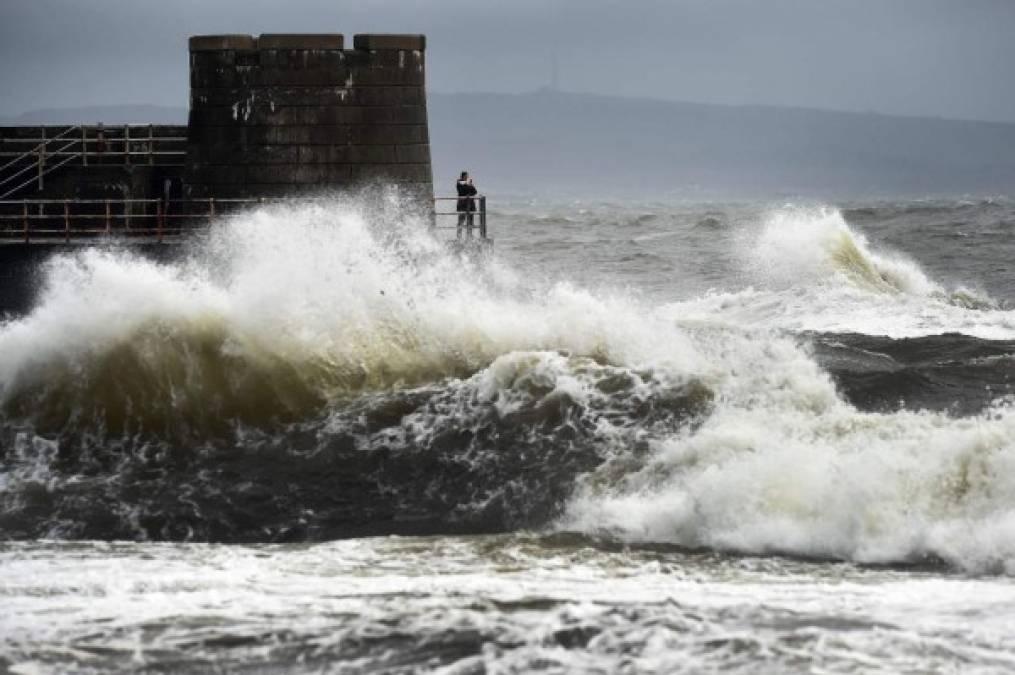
[3,193,1015,672]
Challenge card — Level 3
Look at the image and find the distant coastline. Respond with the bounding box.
[7,91,1014,198]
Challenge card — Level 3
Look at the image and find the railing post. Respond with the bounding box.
[157,200,164,242]
[64,200,70,243]
[22,200,28,243]
[148,124,154,165]
[81,126,87,166]
[124,125,130,165]
[479,196,487,239]
[38,127,45,190]
[208,197,215,220]
[105,199,111,233]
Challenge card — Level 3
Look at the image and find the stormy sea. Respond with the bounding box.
[3,194,1015,673]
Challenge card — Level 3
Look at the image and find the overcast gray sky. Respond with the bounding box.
[1,0,1013,122]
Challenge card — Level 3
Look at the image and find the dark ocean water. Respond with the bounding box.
[2,195,1015,672]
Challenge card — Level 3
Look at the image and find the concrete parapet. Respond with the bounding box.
[258,34,345,50]
[189,35,257,51]
[353,34,426,51]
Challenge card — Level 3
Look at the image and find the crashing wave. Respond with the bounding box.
[4,197,1015,576]
[753,206,995,306]
[0,199,700,436]
[665,206,1013,339]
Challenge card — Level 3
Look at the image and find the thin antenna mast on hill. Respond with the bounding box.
[549,0,560,91]
[551,46,559,91]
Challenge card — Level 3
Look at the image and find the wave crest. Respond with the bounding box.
[5,197,1015,576]
[0,200,702,435]
[752,207,996,308]
[560,342,1015,574]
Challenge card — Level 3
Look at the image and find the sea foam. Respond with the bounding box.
[667,205,1014,339]
[3,198,1015,572]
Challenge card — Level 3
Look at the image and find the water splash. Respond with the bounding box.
[4,198,1015,575]
[668,205,1012,338]
[0,198,701,436]
[560,327,1015,574]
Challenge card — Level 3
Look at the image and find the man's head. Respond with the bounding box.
[459,171,469,181]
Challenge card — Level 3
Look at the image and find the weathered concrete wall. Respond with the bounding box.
[185,33,433,202]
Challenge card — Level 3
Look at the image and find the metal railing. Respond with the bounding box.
[0,197,240,243]
[0,194,492,244]
[0,125,83,199]
[434,195,488,239]
[0,125,187,199]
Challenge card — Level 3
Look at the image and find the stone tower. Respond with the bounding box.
[185,33,432,203]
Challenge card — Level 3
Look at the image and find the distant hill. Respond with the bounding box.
[7,93,1015,198]
[2,104,187,125]
[429,91,1015,198]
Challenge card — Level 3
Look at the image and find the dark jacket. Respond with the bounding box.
[456,179,477,212]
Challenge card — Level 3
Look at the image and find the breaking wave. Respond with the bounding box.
[0,197,709,540]
[3,198,1015,574]
[752,206,994,306]
[0,199,698,437]
[669,206,1014,338]
[561,333,1015,574]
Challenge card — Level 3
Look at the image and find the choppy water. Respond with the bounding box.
[2,193,1015,672]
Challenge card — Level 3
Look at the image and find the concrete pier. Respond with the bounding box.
[0,32,439,316]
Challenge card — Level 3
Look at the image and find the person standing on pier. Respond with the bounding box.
[456,171,478,238]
